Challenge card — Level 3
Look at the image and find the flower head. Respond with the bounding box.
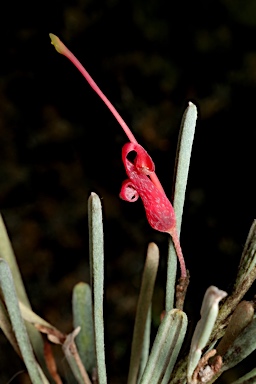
[120,142,176,233]
[49,34,187,278]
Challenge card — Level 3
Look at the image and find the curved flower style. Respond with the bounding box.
[49,33,187,278]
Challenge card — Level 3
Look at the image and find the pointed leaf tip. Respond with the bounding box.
[49,33,66,55]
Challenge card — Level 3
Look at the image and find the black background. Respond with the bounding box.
[0,0,255,383]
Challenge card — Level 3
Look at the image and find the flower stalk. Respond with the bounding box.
[49,33,187,278]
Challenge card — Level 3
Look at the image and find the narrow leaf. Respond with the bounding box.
[166,102,197,311]
[0,297,20,355]
[216,300,254,357]
[0,215,47,371]
[72,282,96,374]
[88,192,107,384]
[19,301,59,331]
[222,316,256,372]
[187,286,227,383]
[137,305,152,383]
[172,102,198,233]
[139,309,187,384]
[207,316,256,384]
[0,215,31,307]
[0,259,48,383]
[128,242,159,384]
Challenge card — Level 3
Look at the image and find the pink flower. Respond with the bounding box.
[49,34,187,278]
[120,142,176,233]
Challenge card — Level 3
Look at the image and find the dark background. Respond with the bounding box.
[0,0,256,383]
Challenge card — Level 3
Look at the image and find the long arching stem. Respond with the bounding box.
[49,34,166,195]
[49,34,187,280]
[49,34,137,144]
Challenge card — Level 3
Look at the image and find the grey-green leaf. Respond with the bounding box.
[187,286,227,382]
[88,192,107,384]
[0,215,31,307]
[0,259,48,383]
[72,282,96,374]
[166,102,197,311]
[128,242,159,384]
[0,296,20,355]
[222,315,256,372]
[139,309,187,384]
[0,215,47,372]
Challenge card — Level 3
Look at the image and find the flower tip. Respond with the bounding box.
[49,33,66,55]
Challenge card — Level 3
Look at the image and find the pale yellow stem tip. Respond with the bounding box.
[49,33,66,55]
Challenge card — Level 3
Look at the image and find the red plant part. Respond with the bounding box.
[120,142,176,233]
[49,34,187,278]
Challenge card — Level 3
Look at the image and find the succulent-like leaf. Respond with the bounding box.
[216,300,254,357]
[72,282,96,374]
[137,305,152,383]
[0,215,30,307]
[0,215,47,372]
[222,316,256,372]
[128,242,159,384]
[172,102,198,233]
[139,309,187,384]
[88,192,107,384]
[0,296,20,355]
[166,102,197,311]
[19,301,60,331]
[0,259,49,383]
[187,286,227,383]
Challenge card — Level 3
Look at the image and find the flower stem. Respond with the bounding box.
[49,34,137,144]
[168,227,187,279]
[49,34,168,197]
